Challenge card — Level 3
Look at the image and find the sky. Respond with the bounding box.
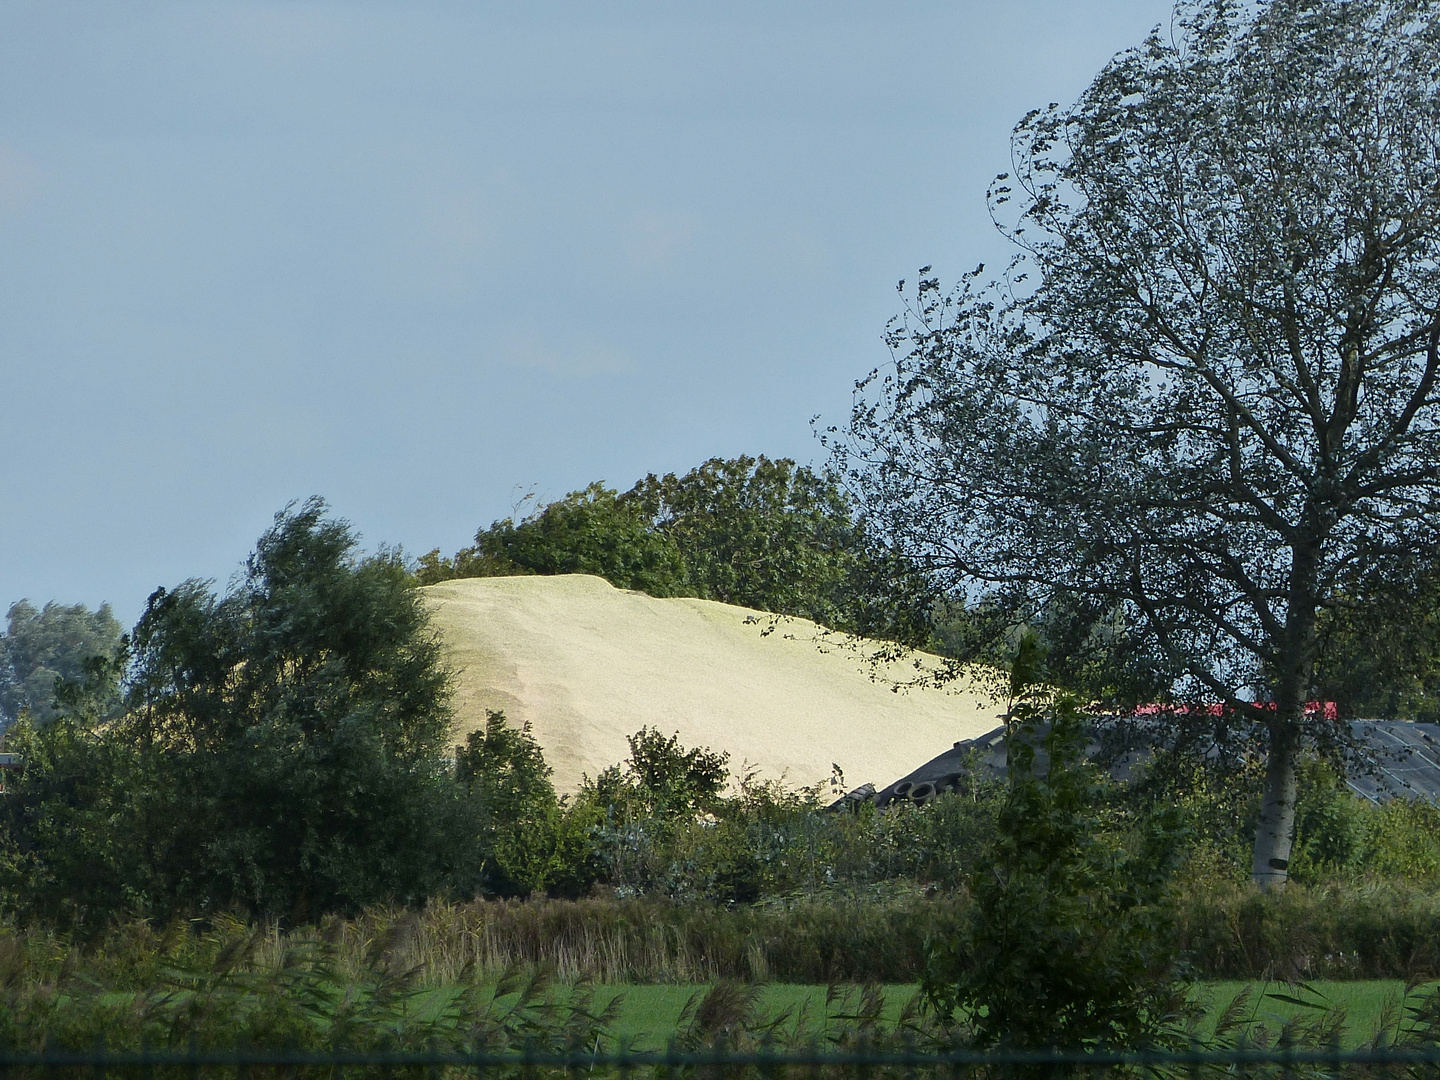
[0,0,1175,627]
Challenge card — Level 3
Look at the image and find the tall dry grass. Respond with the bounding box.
[347,883,1440,985]
[319,891,967,985]
[3,879,1439,996]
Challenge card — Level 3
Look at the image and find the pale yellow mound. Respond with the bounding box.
[423,574,1005,795]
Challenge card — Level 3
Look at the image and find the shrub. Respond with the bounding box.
[922,688,1190,1049]
[456,711,568,897]
[0,500,469,930]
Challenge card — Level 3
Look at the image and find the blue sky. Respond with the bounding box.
[1,1,1173,626]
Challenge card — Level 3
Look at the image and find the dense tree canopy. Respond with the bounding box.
[419,455,931,645]
[834,0,1440,887]
[1314,550,1440,722]
[420,482,687,597]
[0,500,469,928]
[0,600,122,726]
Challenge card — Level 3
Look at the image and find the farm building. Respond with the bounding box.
[843,718,1440,811]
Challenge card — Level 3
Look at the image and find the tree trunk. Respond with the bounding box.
[1252,538,1322,890]
[1250,716,1300,889]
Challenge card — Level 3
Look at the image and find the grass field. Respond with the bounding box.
[1195,981,1434,1046]
[589,984,916,1048]
[429,980,1440,1050]
[52,977,1440,1052]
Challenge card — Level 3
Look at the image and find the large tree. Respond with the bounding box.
[0,600,123,726]
[420,455,932,645]
[835,0,1440,888]
[0,500,468,927]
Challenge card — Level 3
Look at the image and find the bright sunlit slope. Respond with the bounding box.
[423,574,1004,795]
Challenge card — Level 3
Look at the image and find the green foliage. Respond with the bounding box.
[586,771,819,905]
[1174,879,1440,980]
[1283,764,1440,888]
[421,482,688,597]
[1118,747,1267,887]
[1288,761,1373,884]
[1315,553,1440,722]
[0,914,620,1053]
[1028,592,1180,710]
[837,0,1440,886]
[0,599,123,726]
[457,711,589,898]
[590,727,730,820]
[0,499,468,929]
[923,688,1189,1050]
[570,728,730,898]
[1130,747,1440,891]
[422,456,932,645]
[4,899,1440,1052]
[638,773,1002,906]
[628,456,929,640]
[1120,739,1440,893]
[1365,798,1440,881]
[457,721,782,904]
[928,593,1178,711]
[0,712,163,925]
[557,728,996,906]
[558,725,1006,905]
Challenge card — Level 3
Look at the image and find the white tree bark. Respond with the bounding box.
[1251,720,1300,890]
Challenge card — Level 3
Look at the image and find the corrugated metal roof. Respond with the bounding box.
[1346,722,1440,803]
[833,720,1440,810]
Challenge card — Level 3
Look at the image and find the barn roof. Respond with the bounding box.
[833,720,1440,810]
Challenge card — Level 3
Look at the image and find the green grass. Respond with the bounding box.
[42,978,1440,1051]
[582,981,1438,1049]
[592,984,921,1049]
[82,969,1440,1053]
[408,983,920,1050]
[408,980,1437,1050]
[1193,980,1437,1047]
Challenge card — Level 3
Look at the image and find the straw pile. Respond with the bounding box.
[423,574,1003,794]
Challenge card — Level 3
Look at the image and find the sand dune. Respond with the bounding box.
[423,574,1005,795]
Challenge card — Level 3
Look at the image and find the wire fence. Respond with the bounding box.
[6,1045,1440,1080]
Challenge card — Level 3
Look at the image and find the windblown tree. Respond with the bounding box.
[0,600,123,726]
[420,456,932,645]
[0,500,469,928]
[834,0,1440,888]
